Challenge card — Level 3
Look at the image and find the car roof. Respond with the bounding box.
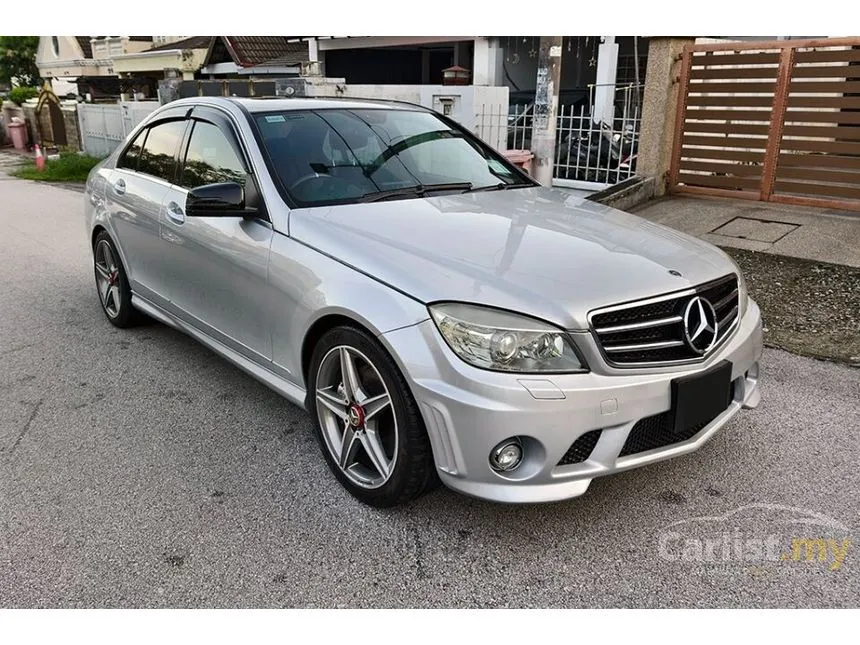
[170,96,427,113]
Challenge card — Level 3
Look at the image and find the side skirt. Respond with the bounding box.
[131,294,308,410]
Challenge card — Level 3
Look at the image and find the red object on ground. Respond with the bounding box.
[34,144,45,171]
[502,149,535,176]
[8,122,27,150]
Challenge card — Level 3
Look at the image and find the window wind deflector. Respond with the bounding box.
[357,182,472,203]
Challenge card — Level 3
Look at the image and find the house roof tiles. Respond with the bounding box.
[75,37,93,58]
[222,36,306,66]
[144,36,214,52]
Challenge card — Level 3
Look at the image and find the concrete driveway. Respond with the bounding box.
[1,177,858,608]
[633,193,860,269]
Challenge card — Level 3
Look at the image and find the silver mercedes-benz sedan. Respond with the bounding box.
[84,96,762,507]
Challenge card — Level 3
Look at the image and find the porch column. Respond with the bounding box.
[306,37,322,76]
[636,37,695,196]
[593,36,619,124]
[472,37,503,86]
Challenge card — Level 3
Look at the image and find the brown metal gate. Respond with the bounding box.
[669,37,860,211]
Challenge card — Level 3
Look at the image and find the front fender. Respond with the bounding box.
[267,233,429,387]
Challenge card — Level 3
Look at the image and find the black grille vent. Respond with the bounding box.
[618,412,709,456]
[592,299,678,328]
[619,381,735,457]
[557,429,602,466]
[590,274,740,367]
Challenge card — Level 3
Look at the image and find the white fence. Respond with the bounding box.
[476,83,643,190]
[77,101,159,157]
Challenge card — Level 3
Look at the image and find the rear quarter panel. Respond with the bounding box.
[84,163,115,246]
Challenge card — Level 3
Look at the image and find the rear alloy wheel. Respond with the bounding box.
[93,231,145,328]
[309,326,437,507]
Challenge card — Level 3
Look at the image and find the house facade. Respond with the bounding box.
[303,36,648,98]
[112,36,212,82]
[36,36,156,98]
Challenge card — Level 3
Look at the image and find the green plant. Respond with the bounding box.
[8,85,38,105]
[13,152,102,183]
[0,36,40,87]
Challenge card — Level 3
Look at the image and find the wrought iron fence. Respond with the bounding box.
[476,83,643,189]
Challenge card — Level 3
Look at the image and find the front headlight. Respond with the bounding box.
[737,270,749,318]
[429,303,585,373]
[725,256,749,318]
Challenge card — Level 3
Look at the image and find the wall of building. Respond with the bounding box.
[113,49,208,78]
[36,36,91,79]
[499,37,648,96]
[91,37,151,59]
[500,37,600,94]
[301,81,510,150]
[324,46,459,85]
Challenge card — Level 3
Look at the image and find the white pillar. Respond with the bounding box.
[473,38,490,85]
[472,37,504,86]
[308,37,319,63]
[593,36,619,125]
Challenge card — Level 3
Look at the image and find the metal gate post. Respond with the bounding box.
[78,107,87,155]
[667,47,693,189]
[101,106,109,157]
[759,46,795,201]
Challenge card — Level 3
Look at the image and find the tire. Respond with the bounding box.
[92,231,147,328]
[307,325,438,507]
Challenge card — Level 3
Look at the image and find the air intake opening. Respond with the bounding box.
[557,429,602,466]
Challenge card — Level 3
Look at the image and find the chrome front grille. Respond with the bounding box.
[590,274,740,367]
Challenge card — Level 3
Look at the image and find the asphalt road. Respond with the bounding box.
[1,176,858,608]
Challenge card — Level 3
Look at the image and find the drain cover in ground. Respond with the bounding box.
[712,217,799,243]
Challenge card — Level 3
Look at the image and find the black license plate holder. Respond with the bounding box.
[671,360,733,435]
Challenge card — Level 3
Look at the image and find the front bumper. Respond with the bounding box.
[381,299,763,503]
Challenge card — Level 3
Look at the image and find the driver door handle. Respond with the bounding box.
[166,201,185,225]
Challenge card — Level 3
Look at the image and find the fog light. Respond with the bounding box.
[490,438,523,472]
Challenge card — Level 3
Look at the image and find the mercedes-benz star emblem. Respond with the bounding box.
[347,404,365,428]
[682,296,718,355]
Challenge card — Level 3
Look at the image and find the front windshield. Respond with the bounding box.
[254,108,532,205]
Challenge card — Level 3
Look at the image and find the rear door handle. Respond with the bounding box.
[166,201,185,225]
[113,178,126,195]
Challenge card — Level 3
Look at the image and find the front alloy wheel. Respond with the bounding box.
[308,326,437,507]
[316,345,397,489]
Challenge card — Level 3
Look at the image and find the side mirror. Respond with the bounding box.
[186,182,256,217]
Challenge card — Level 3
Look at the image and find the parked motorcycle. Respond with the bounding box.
[555,122,638,183]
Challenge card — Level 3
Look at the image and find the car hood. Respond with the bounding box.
[288,187,737,330]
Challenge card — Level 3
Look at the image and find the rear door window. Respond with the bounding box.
[138,120,186,182]
[117,128,147,171]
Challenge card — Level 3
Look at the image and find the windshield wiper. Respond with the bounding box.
[358,182,472,203]
[470,182,526,192]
